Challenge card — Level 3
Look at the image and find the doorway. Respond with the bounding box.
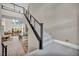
[1,15,28,56]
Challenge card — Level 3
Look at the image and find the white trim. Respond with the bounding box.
[54,39,79,50]
[26,49,39,56]
[43,39,54,47]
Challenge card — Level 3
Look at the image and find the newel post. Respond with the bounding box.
[39,23,43,49]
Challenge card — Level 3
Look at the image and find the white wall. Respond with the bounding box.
[29,3,79,45]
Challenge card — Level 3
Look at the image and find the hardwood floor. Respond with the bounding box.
[0,36,28,56]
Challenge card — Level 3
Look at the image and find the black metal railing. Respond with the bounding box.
[1,3,43,49]
[24,13,43,49]
[1,3,24,14]
[1,43,7,56]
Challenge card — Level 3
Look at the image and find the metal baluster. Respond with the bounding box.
[2,45,4,56]
[39,23,43,49]
[5,46,7,56]
[1,43,5,56]
[34,20,35,28]
[30,15,31,23]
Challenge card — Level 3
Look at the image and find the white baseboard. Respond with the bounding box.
[54,39,79,50]
[43,39,54,47]
[26,39,79,55]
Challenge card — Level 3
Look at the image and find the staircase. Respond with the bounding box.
[26,30,79,56]
[1,3,43,56]
[1,3,79,56]
[26,31,54,56]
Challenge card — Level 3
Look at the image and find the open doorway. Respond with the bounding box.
[1,15,28,56]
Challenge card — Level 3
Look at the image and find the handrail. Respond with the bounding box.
[1,3,24,14]
[2,5,22,14]
[24,13,43,49]
[24,14,41,40]
[30,14,41,25]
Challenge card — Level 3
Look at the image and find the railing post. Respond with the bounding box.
[5,45,7,56]
[1,43,7,56]
[39,23,43,49]
[2,44,4,56]
[34,20,35,28]
[23,8,26,14]
[30,15,31,23]
[1,5,3,9]
[14,4,15,12]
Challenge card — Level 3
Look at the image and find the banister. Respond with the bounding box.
[30,14,41,25]
[1,3,24,14]
[24,13,43,49]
